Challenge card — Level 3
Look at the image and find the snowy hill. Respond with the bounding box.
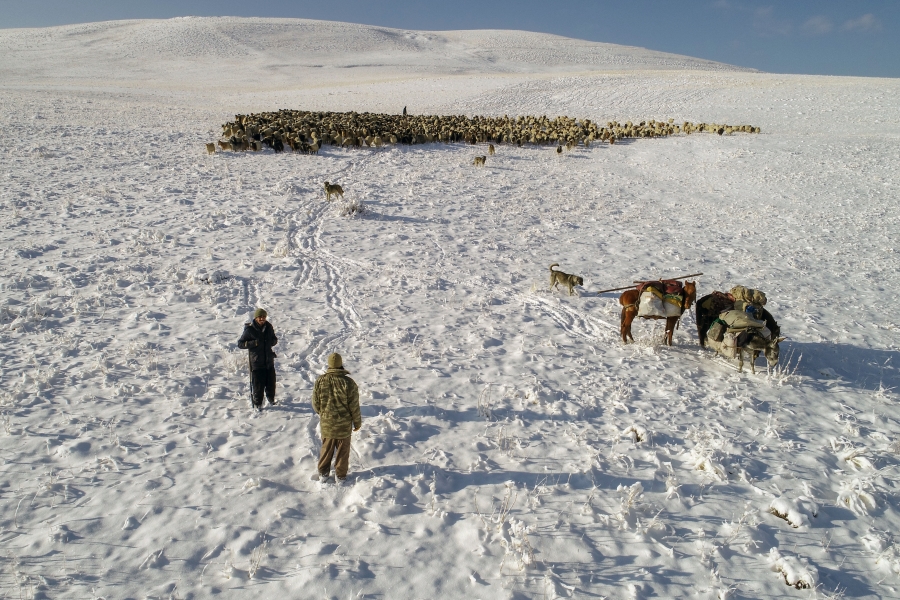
[0,16,899,600]
[0,16,752,89]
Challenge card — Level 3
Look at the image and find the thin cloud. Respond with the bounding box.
[801,15,833,35]
[752,6,792,37]
[842,13,881,33]
[712,2,792,36]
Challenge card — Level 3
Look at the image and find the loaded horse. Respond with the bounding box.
[619,279,697,345]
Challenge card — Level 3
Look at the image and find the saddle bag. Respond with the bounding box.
[638,290,666,317]
[662,293,684,317]
[721,332,738,358]
[707,319,726,342]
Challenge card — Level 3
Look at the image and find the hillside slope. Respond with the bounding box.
[0,17,754,90]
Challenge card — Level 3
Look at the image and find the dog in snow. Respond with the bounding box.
[549,263,584,296]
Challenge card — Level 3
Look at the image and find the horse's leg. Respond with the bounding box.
[738,350,744,373]
[664,317,675,346]
[751,351,759,375]
[621,308,635,343]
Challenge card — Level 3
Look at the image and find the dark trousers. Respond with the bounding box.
[318,437,352,478]
[250,368,276,407]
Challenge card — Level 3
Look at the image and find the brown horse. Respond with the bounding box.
[619,280,696,345]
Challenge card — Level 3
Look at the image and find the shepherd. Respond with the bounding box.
[237,308,279,411]
[312,353,362,483]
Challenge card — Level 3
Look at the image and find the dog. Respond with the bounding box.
[549,263,583,296]
[217,140,232,152]
[473,156,486,167]
[205,143,216,155]
[488,144,495,155]
[324,181,344,201]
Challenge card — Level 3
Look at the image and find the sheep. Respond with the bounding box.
[215,111,760,158]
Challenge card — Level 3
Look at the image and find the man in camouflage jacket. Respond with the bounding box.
[312,352,361,481]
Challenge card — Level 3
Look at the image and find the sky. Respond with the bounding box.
[0,0,897,78]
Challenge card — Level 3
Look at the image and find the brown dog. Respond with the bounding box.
[324,181,344,201]
[549,263,583,295]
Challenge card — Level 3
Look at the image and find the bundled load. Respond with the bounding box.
[731,285,767,307]
[637,280,686,318]
[696,285,778,357]
[719,309,766,330]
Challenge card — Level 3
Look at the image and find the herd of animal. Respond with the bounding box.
[205,109,760,155]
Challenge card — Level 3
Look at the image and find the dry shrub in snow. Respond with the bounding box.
[338,197,366,217]
[477,383,495,420]
[767,547,817,589]
[542,572,576,598]
[248,537,268,579]
[688,447,728,481]
[765,349,803,386]
[611,482,645,528]
[223,350,248,374]
[622,424,647,443]
[836,478,877,515]
[768,497,809,528]
[499,518,535,571]
[272,236,290,258]
[837,446,875,471]
[863,531,900,575]
[187,268,226,285]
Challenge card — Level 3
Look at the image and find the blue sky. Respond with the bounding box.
[1,1,897,77]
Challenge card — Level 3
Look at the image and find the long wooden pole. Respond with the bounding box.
[594,284,642,295]
[632,272,703,284]
[595,273,703,296]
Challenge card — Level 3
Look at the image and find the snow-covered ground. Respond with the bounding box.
[1,17,899,599]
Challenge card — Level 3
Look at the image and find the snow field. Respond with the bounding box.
[0,16,899,600]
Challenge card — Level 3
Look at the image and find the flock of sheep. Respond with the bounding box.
[206,110,760,155]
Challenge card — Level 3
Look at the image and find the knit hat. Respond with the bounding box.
[327,352,343,369]
[253,308,268,319]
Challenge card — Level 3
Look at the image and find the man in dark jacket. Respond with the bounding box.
[237,308,278,410]
[312,352,361,482]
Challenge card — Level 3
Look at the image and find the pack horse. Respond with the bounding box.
[696,286,785,373]
[618,278,697,346]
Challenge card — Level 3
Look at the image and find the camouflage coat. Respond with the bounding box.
[312,368,361,439]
